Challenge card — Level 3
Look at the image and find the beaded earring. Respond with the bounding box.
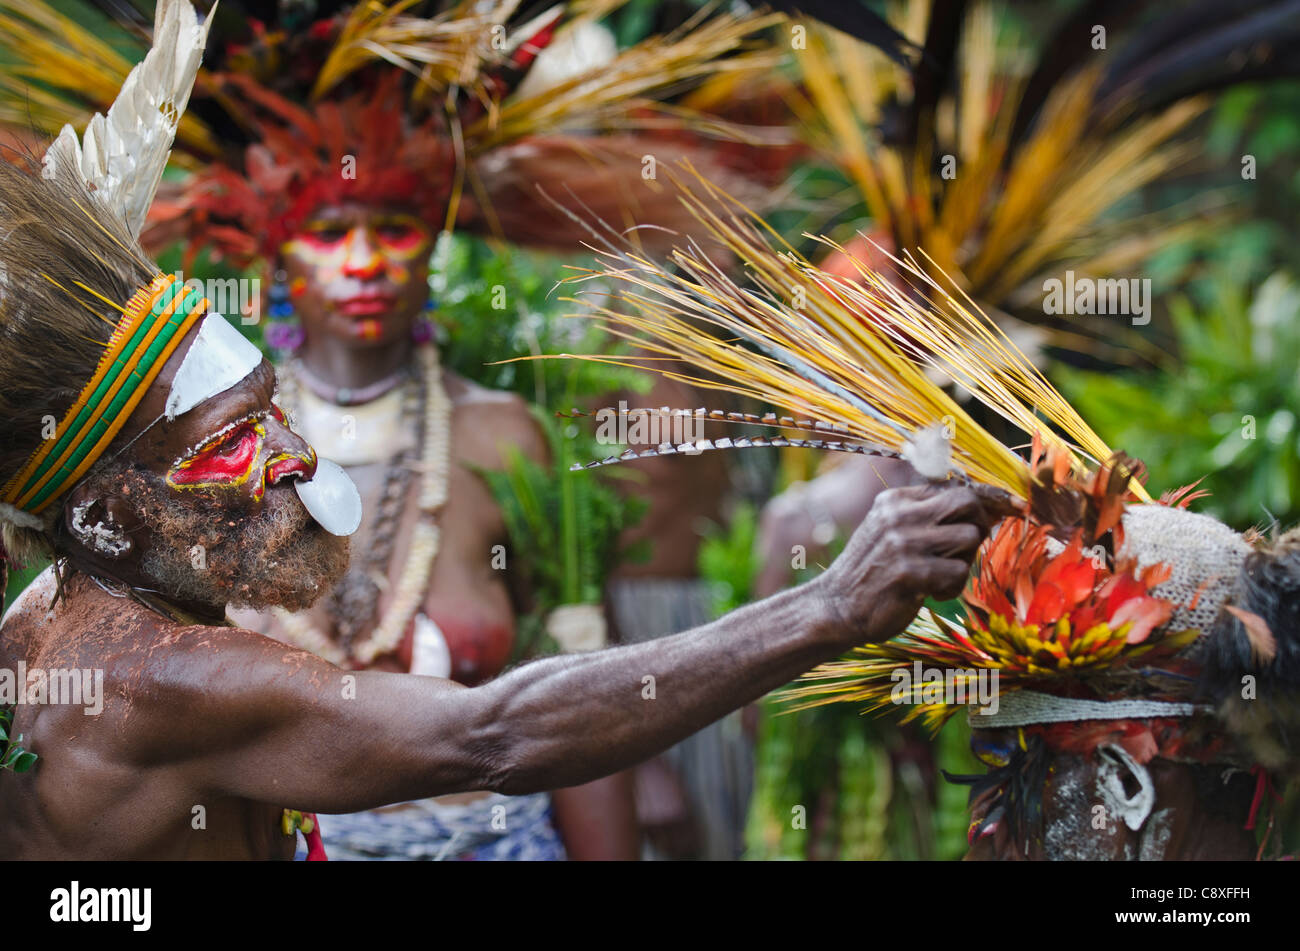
[265,268,305,356]
[417,231,453,348]
[411,295,437,344]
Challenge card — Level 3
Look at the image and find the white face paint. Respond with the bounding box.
[294,458,362,536]
[165,313,264,421]
[69,499,130,557]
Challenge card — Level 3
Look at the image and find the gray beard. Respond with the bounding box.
[124,467,350,612]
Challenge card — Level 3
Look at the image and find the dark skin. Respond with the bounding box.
[258,201,637,856]
[0,315,996,858]
[755,455,924,599]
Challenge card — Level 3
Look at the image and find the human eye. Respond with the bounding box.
[302,223,349,244]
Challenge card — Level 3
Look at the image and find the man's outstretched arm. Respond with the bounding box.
[157,483,997,813]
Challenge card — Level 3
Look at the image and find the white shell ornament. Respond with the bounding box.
[294,458,362,536]
[165,313,264,420]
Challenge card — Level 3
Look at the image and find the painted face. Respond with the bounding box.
[117,317,320,519]
[166,403,315,503]
[281,202,433,349]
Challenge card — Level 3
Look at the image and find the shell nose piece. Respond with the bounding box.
[293,458,362,536]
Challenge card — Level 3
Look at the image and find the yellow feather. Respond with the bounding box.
[531,168,1145,500]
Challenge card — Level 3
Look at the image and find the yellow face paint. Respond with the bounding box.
[167,408,314,502]
[167,416,266,496]
[283,214,431,284]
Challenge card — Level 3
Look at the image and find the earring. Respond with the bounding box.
[265,269,305,356]
[411,294,441,345]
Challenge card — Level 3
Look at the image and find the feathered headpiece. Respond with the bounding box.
[540,170,1300,838]
[771,2,1300,359]
[0,0,214,576]
[1,1,790,269]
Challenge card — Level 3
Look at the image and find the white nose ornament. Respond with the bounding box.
[294,458,363,536]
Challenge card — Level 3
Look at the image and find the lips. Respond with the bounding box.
[336,296,395,316]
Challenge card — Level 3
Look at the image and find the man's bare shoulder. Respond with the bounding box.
[1,565,58,634]
[9,576,338,763]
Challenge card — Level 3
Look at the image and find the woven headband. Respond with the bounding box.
[0,272,209,516]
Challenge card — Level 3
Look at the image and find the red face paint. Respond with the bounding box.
[266,449,315,486]
[168,420,265,495]
[373,218,428,256]
[168,408,318,504]
[283,216,431,285]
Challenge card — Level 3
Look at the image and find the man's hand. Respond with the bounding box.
[812,482,1010,649]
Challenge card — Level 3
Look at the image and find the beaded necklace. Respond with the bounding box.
[271,344,451,667]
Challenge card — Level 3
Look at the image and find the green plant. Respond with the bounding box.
[697,501,760,618]
[1059,271,1300,530]
[433,232,648,406]
[697,490,978,860]
[483,410,647,598]
[0,706,36,773]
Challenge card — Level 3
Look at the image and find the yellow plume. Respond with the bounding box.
[538,167,1150,502]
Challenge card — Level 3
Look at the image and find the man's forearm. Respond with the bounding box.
[469,579,841,795]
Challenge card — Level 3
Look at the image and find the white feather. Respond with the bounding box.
[42,0,213,236]
[902,424,954,481]
[0,502,43,531]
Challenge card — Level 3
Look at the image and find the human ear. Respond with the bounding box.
[62,482,136,560]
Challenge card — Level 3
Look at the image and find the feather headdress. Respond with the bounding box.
[0,1,212,576]
[0,1,791,267]
[551,166,1141,498]
[769,2,1300,359]
[40,0,212,237]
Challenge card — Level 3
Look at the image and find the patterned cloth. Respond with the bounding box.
[319,792,566,861]
[607,577,754,860]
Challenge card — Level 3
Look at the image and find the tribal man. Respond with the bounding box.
[235,197,640,859]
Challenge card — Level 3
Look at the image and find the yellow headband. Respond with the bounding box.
[1,273,209,515]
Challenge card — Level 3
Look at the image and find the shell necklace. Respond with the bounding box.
[272,343,451,667]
